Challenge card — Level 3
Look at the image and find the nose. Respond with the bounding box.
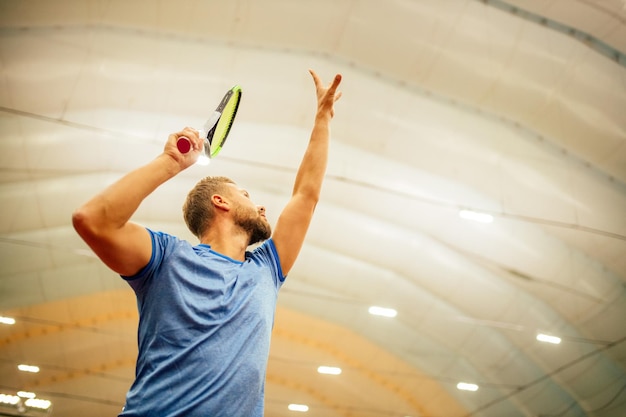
[257,205,266,214]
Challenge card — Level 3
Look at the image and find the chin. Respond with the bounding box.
[248,226,272,247]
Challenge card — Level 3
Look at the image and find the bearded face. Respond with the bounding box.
[233,205,271,246]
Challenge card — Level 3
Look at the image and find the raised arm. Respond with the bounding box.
[72,127,204,276]
[272,70,342,275]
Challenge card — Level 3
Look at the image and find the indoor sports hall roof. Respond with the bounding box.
[1,0,625,416]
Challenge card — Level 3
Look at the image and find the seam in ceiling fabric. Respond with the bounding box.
[479,0,626,66]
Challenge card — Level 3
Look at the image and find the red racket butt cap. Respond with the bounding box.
[177,137,191,154]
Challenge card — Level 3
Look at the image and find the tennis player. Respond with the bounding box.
[72,69,342,416]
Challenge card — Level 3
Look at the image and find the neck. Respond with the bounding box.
[199,222,250,262]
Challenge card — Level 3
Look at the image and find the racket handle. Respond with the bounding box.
[177,136,192,154]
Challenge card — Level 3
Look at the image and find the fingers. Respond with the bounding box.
[308,70,342,119]
[309,69,342,92]
[309,69,343,104]
[179,126,199,139]
[309,69,321,87]
[330,73,342,92]
[327,74,342,110]
[165,127,203,169]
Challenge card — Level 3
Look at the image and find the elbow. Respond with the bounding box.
[295,188,320,207]
[309,194,320,210]
[72,207,87,236]
[296,183,322,203]
[299,190,321,214]
[307,188,322,208]
[72,206,97,240]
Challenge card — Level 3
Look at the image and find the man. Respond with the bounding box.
[72,69,342,416]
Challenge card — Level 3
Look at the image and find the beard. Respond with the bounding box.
[233,207,272,246]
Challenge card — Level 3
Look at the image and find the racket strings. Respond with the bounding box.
[210,89,241,157]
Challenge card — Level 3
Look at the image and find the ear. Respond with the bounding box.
[211,194,230,212]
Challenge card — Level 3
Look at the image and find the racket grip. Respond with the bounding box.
[177,136,192,154]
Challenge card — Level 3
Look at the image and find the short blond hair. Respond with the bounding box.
[183,176,235,238]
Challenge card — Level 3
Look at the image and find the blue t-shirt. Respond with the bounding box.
[119,229,285,417]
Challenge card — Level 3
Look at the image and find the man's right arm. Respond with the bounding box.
[72,128,202,277]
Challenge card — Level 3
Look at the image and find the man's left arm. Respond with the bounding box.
[272,70,342,276]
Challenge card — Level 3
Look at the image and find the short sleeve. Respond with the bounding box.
[250,238,286,289]
[121,229,176,294]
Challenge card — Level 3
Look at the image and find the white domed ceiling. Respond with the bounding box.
[1,1,625,416]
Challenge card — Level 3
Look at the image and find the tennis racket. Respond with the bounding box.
[177,85,242,159]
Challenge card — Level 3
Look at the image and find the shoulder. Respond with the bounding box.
[124,229,191,283]
[150,229,181,244]
[247,239,285,284]
[149,229,197,254]
[248,239,279,262]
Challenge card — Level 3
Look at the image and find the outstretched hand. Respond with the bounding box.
[309,69,342,118]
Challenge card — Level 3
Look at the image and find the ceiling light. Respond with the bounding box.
[368,306,397,318]
[317,366,342,375]
[0,316,15,325]
[17,364,40,373]
[537,333,561,344]
[25,398,52,410]
[0,394,20,405]
[288,404,309,412]
[17,391,35,399]
[459,209,493,223]
[457,382,479,391]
